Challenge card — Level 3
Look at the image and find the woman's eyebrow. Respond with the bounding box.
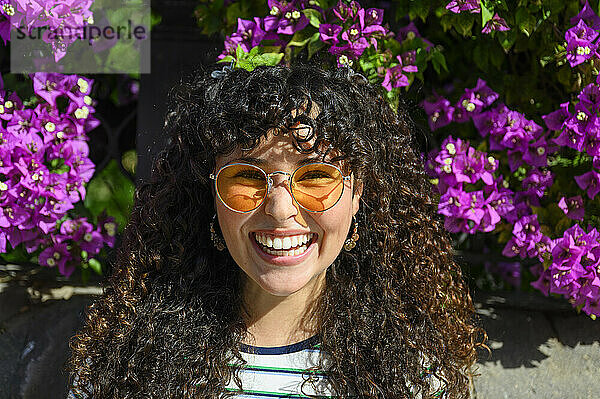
[224,157,268,166]
[227,156,325,166]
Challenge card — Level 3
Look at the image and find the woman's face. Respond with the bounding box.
[214,129,361,297]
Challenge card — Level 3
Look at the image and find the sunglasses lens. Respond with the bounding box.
[216,164,267,212]
[292,164,344,212]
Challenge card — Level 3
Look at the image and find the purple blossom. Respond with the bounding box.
[584,127,600,156]
[319,23,343,45]
[439,187,484,233]
[483,176,515,222]
[566,18,599,43]
[332,0,362,22]
[422,92,454,131]
[364,8,384,26]
[542,102,571,131]
[574,170,600,199]
[0,72,113,279]
[578,83,600,113]
[39,242,74,277]
[276,7,309,35]
[522,135,554,168]
[570,0,600,30]
[558,195,585,221]
[482,13,510,34]
[381,55,417,91]
[218,17,280,59]
[502,214,550,260]
[446,0,480,14]
[565,35,598,67]
[8,0,94,60]
[522,168,554,200]
[531,264,552,296]
[453,79,499,123]
[545,225,600,317]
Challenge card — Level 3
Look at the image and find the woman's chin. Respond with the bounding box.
[256,278,310,297]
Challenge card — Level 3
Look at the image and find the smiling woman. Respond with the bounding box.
[66,64,484,398]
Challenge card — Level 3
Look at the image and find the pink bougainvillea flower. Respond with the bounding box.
[574,170,600,199]
[482,13,510,34]
[381,54,417,91]
[558,195,585,221]
[446,0,480,14]
[570,0,600,30]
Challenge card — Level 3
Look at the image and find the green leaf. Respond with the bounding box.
[455,15,475,37]
[481,1,494,28]
[439,14,454,32]
[497,29,517,50]
[225,3,243,27]
[473,42,489,71]
[515,7,536,37]
[307,32,326,59]
[257,52,284,65]
[431,50,448,75]
[302,8,322,28]
[288,30,312,47]
[81,267,90,284]
[150,9,162,30]
[235,44,245,60]
[52,164,71,174]
[84,159,135,233]
[218,55,234,64]
[408,2,430,22]
[539,55,553,68]
[489,42,505,69]
[104,41,141,72]
[88,258,103,275]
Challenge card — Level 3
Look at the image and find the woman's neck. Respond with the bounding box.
[240,271,324,347]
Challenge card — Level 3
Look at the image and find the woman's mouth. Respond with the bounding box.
[252,232,316,257]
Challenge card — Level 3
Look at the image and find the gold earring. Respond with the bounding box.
[344,217,359,251]
[210,214,226,251]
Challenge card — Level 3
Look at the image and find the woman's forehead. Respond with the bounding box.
[215,126,341,168]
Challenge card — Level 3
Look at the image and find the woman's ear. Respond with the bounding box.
[352,180,363,217]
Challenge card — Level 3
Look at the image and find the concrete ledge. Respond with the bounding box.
[472,290,600,399]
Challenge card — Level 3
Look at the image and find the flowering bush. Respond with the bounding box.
[0,72,117,279]
[0,0,94,61]
[203,0,600,318]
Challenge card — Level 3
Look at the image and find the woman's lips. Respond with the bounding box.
[250,232,317,266]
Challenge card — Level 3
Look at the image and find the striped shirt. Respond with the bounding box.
[225,335,339,398]
[67,335,447,398]
[225,336,447,399]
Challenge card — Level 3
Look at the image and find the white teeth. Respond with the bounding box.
[254,232,314,257]
[255,233,314,248]
[282,237,292,249]
[262,244,308,257]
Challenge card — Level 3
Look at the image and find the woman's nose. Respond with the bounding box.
[263,176,299,221]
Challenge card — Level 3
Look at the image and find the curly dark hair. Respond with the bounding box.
[67,64,484,398]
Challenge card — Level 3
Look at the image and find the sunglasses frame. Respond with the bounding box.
[209,162,352,213]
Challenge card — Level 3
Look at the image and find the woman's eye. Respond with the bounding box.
[234,171,264,180]
[297,171,332,180]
